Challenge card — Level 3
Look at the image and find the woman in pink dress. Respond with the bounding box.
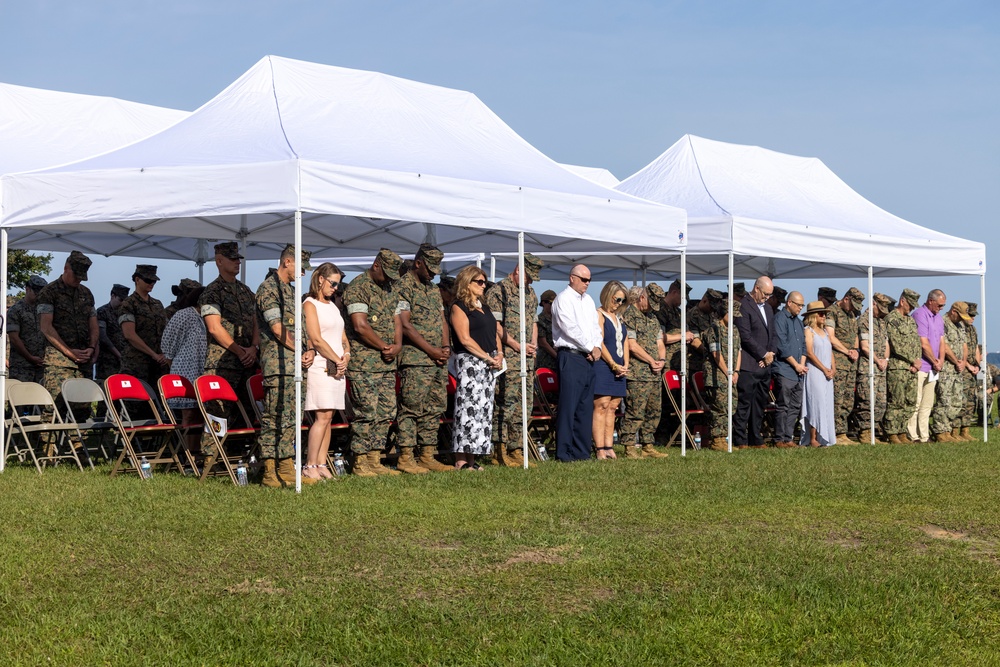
[303,263,349,480]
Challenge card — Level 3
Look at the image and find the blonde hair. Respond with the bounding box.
[308,263,343,299]
[454,265,487,310]
[803,312,824,329]
[599,280,628,312]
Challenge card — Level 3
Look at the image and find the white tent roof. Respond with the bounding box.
[0,82,188,175]
[560,164,620,188]
[1,56,686,260]
[616,134,985,278]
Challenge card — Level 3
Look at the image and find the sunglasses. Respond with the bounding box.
[140,277,157,285]
[326,281,340,289]
[613,297,625,304]
[472,279,487,286]
[571,274,591,284]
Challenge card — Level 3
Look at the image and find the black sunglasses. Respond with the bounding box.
[472,279,487,286]
[571,274,591,284]
[613,297,625,304]
[139,277,157,285]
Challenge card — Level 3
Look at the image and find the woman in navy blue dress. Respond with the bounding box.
[593,280,630,459]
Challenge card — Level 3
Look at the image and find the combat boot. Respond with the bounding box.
[624,444,643,458]
[641,443,668,459]
[887,434,903,444]
[368,450,401,476]
[710,437,729,452]
[933,431,955,443]
[351,452,377,478]
[960,426,973,441]
[900,432,915,444]
[505,448,536,468]
[858,430,874,444]
[396,447,429,474]
[261,459,283,488]
[418,446,455,472]
[278,458,318,486]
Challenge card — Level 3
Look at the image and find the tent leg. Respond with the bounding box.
[868,267,875,445]
[727,253,734,453]
[1,229,7,473]
[680,251,687,457]
[294,211,303,493]
[982,273,988,441]
[518,233,528,469]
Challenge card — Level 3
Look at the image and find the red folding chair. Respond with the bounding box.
[528,367,559,454]
[194,375,259,485]
[662,369,706,449]
[105,374,184,478]
[158,374,205,477]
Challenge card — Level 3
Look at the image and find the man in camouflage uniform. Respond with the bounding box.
[767,285,788,314]
[620,283,667,458]
[654,279,695,444]
[165,278,202,321]
[883,289,922,444]
[702,299,742,451]
[960,302,983,439]
[119,265,169,391]
[826,286,863,444]
[345,248,404,477]
[256,244,317,488]
[396,244,453,474]
[686,288,720,372]
[36,251,98,420]
[95,284,129,382]
[484,253,544,467]
[853,293,892,443]
[535,289,558,372]
[198,242,259,462]
[931,301,971,443]
[6,275,48,383]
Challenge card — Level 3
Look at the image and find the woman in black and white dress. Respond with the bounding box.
[449,265,503,470]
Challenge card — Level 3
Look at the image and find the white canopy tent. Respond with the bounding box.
[616,134,988,451]
[1,56,688,481]
[560,164,620,189]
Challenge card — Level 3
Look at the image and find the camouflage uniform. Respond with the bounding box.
[535,311,556,372]
[484,271,539,453]
[396,268,447,453]
[118,292,168,387]
[826,298,860,434]
[657,303,683,372]
[931,315,967,435]
[883,305,922,436]
[686,301,715,374]
[853,304,888,433]
[345,253,402,455]
[199,274,258,455]
[702,318,741,439]
[6,296,45,383]
[256,268,301,460]
[95,296,127,382]
[36,271,97,418]
[962,314,980,428]
[620,303,664,446]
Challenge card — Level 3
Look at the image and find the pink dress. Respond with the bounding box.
[304,296,346,411]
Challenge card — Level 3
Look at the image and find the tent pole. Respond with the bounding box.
[518,233,528,469]
[294,211,303,493]
[680,251,687,457]
[981,273,988,440]
[727,253,734,453]
[490,256,496,283]
[868,267,875,445]
[476,253,483,270]
[198,262,204,285]
[239,215,248,284]
[0,229,7,473]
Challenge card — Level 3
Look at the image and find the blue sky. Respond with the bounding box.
[2,2,998,348]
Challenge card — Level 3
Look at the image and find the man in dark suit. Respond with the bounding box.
[734,276,777,448]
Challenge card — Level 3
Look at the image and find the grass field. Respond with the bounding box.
[2,432,1000,666]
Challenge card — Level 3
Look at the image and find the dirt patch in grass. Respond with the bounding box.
[224,578,286,595]
[499,545,580,569]
[826,535,863,549]
[920,525,999,564]
[921,525,968,541]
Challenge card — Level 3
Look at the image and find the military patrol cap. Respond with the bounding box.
[951,301,973,323]
[377,248,403,281]
[280,244,312,270]
[818,286,837,301]
[704,288,725,303]
[111,284,130,299]
[522,253,544,281]
[669,279,693,295]
[416,243,444,276]
[67,250,92,280]
[731,300,742,318]
[27,275,48,291]
[771,285,788,302]
[873,292,893,315]
[967,302,978,318]
[845,287,865,311]
[171,278,202,296]
[645,283,666,311]
[134,264,159,282]
[214,241,244,259]
[732,282,746,299]
[900,288,920,310]
[438,275,456,291]
[540,289,557,304]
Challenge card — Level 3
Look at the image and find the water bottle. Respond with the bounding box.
[333,452,347,476]
[537,446,549,461]
[236,460,248,486]
[139,456,152,479]
[694,432,702,449]
[612,430,619,445]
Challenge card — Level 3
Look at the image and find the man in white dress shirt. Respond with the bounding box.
[551,264,603,462]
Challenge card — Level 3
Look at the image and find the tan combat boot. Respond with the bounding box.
[261,458,283,488]
[887,434,903,444]
[506,448,536,468]
[901,432,915,444]
[418,446,455,472]
[960,426,973,441]
[934,431,955,443]
[641,443,668,459]
[396,447,429,475]
[351,452,377,478]
[278,458,318,486]
[710,437,730,452]
[624,444,643,459]
[858,430,875,444]
[368,450,401,476]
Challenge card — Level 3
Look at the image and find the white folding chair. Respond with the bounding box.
[6,382,85,473]
[61,377,118,466]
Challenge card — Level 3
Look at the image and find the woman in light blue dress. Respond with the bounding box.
[800,302,836,447]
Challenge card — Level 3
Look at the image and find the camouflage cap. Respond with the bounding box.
[540,289,557,304]
[771,285,788,301]
[27,275,48,291]
[416,243,444,275]
[646,282,665,311]
[669,278,693,295]
[67,250,92,280]
[732,282,746,299]
[523,253,543,281]
[817,286,837,301]
[281,244,312,270]
[134,264,159,282]
[951,301,973,323]
[967,302,978,318]
[171,278,202,296]
[111,283,130,299]
[873,292,893,315]
[438,275,456,291]
[704,288,725,303]
[214,241,244,260]
[730,300,743,318]
[900,288,920,310]
[377,248,403,281]
[845,287,865,311]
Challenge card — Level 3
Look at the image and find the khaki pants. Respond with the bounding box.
[907,371,937,442]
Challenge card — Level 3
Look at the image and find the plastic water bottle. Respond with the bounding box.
[694,433,702,449]
[537,446,549,461]
[613,430,619,444]
[139,456,152,480]
[236,461,248,486]
[333,453,347,477]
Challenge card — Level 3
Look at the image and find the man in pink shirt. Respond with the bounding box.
[907,289,946,442]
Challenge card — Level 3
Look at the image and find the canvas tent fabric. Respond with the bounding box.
[616,134,985,278]
[560,164,620,188]
[1,56,686,259]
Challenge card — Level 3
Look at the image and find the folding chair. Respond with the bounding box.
[662,369,706,449]
[6,382,85,473]
[528,367,559,453]
[158,374,205,477]
[195,374,258,485]
[4,378,28,459]
[61,377,118,465]
[105,374,184,478]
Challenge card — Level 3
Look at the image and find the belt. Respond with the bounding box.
[557,347,587,356]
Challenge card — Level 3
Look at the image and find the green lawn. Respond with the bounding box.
[2,434,999,666]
